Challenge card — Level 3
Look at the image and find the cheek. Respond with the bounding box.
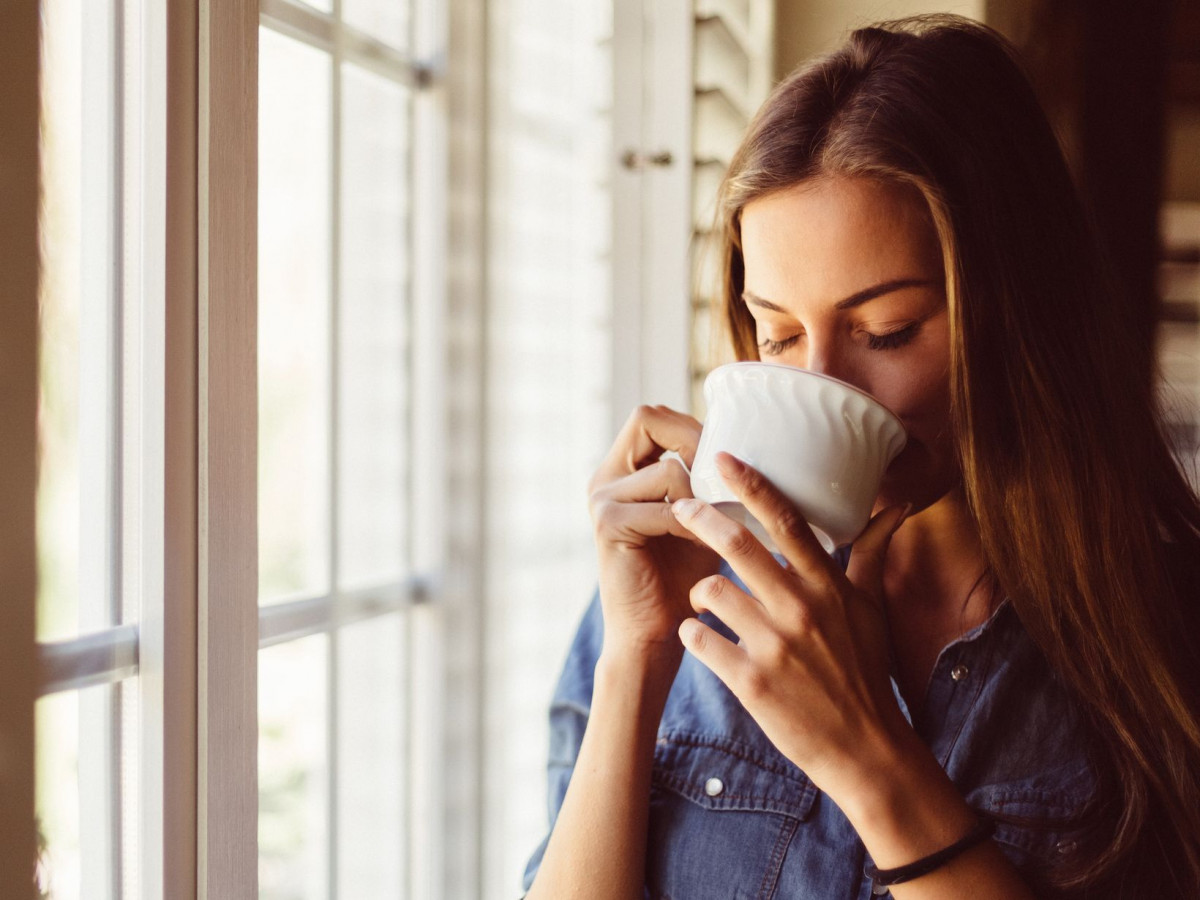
[868,360,951,432]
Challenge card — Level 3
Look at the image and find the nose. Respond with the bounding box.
[803,338,848,384]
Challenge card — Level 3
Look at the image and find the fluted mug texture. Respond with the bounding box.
[690,363,908,554]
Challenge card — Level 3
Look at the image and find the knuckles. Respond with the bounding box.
[629,403,664,428]
[689,574,729,611]
[589,497,621,534]
[722,524,762,559]
[738,665,772,702]
[771,504,809,542]
[736,465,783,508]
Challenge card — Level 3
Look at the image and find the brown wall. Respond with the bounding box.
[773,0,984,79]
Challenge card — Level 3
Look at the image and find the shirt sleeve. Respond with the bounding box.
[520,588,605,894]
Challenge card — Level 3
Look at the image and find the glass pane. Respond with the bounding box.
[36,682,128,900]
[119,677,141,900]
[259,635,330,900]
[336,614,407,896]
[259,27,333,604]
[38,0,120,643]
[342,0,410,53]
[338,63,412,589]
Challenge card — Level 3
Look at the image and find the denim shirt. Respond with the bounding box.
[521,550,1098,899]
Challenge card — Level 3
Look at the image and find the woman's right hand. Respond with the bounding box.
[588,405,722,660]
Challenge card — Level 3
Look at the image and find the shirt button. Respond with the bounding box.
[950,664,970,682]
[704,777,725,797]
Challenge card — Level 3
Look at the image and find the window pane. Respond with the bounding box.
[338,63,412,590]
[36,682,129,900]
[259,635,330,900]
[259,27,333,604]
[342,0,410,52]
[336,614,408,896]
[38,0,120,643]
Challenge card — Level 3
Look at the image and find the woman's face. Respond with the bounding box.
[738,175,956,513]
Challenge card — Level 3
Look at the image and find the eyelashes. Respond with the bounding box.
[757,334,801,356]
[865,322,921,351]
[756,322,922,356]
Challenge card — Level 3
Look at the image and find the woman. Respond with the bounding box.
[522,15,1200,898]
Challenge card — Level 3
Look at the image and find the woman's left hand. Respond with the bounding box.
[670,451,913,805]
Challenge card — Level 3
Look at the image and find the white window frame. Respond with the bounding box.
[28,0,172,897]
[24,0,447,888]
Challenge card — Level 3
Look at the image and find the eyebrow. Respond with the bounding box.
[742,278,938,312]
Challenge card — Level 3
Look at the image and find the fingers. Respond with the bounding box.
[590,458,704,545]
[593,496,702,545]
[712,452,841,586]
[678,616,747,684]
[589,457,693,507]
[844,503,912,608]
[673,455,912,618]
[591,405,703,488]
[670,497,798,607]
[688,572,765,624]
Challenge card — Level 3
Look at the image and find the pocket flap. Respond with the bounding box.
[651,729,818,821]
[968,768,1093,862]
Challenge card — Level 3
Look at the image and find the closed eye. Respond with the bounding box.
[757,334,801,356]
[757,322,922,356]
[864,322,921,351]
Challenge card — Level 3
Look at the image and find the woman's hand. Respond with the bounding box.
[588,405,722,659]
[669,450,912,804]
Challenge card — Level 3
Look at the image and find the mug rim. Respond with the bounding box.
[706,361,906,432]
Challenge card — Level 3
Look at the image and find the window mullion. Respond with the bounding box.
[37,626,140,697]
[260,0,428,89]
[78,1,124,891]
[197,0,259,894]
[154,0,201,895]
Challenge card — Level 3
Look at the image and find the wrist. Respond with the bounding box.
[593,645,681,733]
[835,724,979,870]
[598,637,685,678]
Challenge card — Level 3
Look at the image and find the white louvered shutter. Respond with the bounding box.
[690,0,774,415]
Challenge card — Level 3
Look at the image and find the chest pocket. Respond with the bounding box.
[651,730,818,818]
[968,775,1092,880]
[645,731,818,900]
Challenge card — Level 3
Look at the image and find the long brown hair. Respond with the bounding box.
[711,15,1200,897]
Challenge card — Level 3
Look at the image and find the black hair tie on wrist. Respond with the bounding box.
[865,816,996,896]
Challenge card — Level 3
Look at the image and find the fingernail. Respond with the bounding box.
[715,452,745,478]
[672,498,701,518]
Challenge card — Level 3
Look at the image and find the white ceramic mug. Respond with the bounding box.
[689,362,908,554]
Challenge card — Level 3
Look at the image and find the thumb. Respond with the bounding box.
[844,503,912,604]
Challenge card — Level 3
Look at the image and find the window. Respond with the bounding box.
[29,0,448,896]
[11,0,692,897]
[255,0,442,896]
[35,0,164,895]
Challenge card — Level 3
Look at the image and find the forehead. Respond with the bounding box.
[739,176,942,302]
